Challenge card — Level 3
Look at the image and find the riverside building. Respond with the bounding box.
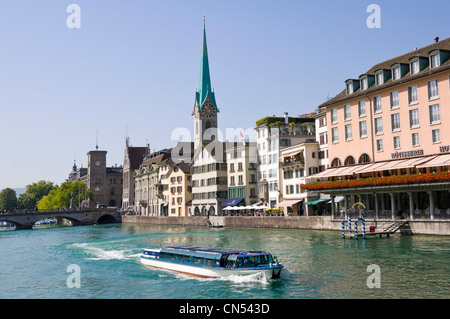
[224,141,258,208]
[190,17,228,216]
[255,112,315,208]
[306,37,450,221]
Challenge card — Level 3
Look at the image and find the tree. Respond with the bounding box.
[17,180,56,209]
[0,188,18,212]
[37,181,93,210]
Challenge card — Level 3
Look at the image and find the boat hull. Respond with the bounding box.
[140,256,282,279]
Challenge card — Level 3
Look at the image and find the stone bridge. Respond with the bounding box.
[0,209,122,230]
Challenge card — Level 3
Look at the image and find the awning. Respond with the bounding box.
[281,150,303,158]
[389,156,435,169]
[276,199,302,207]
[222,198,244,207]
[303,198,331,205]
[306,167,340,179]
[334,196,345,203]
[416,154,450,168]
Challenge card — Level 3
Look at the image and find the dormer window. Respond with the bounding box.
[360,76,368,90]
[345,79,359,95]
[375,71,384,85]
[392,65,401,80]
[410,58,420,75]
[346,82,353,94]
[430,52,440,69]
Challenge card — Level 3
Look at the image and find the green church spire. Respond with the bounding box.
[196,14,217,111]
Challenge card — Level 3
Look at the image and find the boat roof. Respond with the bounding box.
[161,245,269,256]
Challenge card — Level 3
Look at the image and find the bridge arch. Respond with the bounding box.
[96,214,119,224]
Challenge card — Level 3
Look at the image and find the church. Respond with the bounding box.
[190,17,228,216]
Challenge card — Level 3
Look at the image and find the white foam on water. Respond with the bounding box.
[71,243,136,261]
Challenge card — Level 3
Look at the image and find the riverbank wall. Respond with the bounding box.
[122,215,450,235]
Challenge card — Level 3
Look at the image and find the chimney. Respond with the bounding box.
[284,112,289,124]
[434,36,440,43]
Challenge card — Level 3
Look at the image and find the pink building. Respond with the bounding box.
[307,37,450,222]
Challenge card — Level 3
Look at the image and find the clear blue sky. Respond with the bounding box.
[0,0,449,190]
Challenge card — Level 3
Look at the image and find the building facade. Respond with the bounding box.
[278,142,320,216]
[306,37,450,220]
[122,139,147,210]
[255,112,316,207]
[224,142,258,207]
[190,18,228,216]
[68,148,123,208]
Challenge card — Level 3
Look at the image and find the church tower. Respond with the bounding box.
[193,15,219,150]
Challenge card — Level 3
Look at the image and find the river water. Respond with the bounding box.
[0,223,448,299]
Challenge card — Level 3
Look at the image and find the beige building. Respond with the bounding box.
[134,149,170,216]
[163,161,192,216]
[224,141,258,207]
[278,142,320,216]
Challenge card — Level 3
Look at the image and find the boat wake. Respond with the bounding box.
[71,243,140,261]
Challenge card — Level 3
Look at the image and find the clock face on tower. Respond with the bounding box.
[95,161,101,167]
[201,102,216,118]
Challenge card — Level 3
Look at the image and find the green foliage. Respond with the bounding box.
[255,116,314,127]
[37,181,93,210]
[0,188,17,211]
[17,180,56,209]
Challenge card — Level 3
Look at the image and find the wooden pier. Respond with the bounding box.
[343,221,407,239]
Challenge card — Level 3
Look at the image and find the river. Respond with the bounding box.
[0,223,448,299]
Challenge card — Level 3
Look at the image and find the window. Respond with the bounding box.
[376,139,383,152]
[412,133,420,146]
[360,77,368,90]
[373,96,382,113]
[428,79,439,100]
[319,132,327,145]
[410,59,419,75]
[409,109,419,128]
[429,104,440,124]
[392,65,401,80]
[359,154,370,163]
[375,71,384,85]
[331,127,339,143]
[393,136,401,149]
[344,104,351,120]
[331,108,338,124]
[331,158,341,167]
[408,85,418,105]
[391,113,400,132]
[390,90,399,109]
[346,82,353,95]
[358,100,366,117]
[374,117,383,135]
[319,116,326,127]
[430,53,440,69]
[344,156,355,165]
[345,125,352,141]
[432,129,440,143]
[359,121,367,138]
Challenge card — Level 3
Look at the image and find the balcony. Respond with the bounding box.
[280,158,305,168]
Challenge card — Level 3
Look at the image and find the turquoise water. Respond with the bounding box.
[0,223,449,299]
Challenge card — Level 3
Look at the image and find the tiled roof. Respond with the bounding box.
[320,37,450,108]
[127,146,147,169]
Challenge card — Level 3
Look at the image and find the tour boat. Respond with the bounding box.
[140,245,283,279]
